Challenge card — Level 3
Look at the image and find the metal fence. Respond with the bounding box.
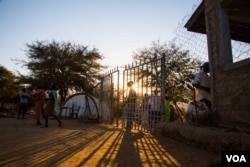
[174,0,250,63]
[99,54,167,132]
[99,67,120,125]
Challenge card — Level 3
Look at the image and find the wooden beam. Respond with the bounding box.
[229,15,250,24]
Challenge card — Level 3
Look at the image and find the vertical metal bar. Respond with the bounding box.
[136,63,140,130]
[99,76,104,123]
[161,54,166,123]
[116,67,119,127]
[110,72,113,124]
[132,65,135,129]
[146,60,150,131]
[122,66,127,129]
[140,63,143,131]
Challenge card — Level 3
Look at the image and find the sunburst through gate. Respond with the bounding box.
[99,54,167,132]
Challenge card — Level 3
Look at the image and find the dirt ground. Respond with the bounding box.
[0,115,220,167]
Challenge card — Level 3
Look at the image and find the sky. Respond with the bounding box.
[0,0,200,75]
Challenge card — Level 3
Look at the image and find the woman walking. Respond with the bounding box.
[35,85,46,125]
[42,85,62,128]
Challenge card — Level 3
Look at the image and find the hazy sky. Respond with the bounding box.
[0,0,200,74]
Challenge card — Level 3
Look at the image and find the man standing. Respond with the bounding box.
[126,81,136,129]
[18,88,30,119]
[148,90,161,128]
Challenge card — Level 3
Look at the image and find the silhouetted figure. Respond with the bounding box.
[126,81,136,129]
[148,90,161,129]
[35,85,46,125]
[42,85,62,128]
[18,88,30,119]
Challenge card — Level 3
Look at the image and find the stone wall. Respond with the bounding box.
[204,0,250,128]
[215,62,250,127]
[158,122,250,153]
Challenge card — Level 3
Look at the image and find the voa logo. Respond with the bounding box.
[222,151,249,167]
[226,155,247,163]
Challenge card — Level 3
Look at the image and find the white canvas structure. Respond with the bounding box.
[60,93,99,119]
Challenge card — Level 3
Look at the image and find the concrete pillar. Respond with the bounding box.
[204,0,232,125]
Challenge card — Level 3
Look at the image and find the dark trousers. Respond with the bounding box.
[43,115,62,127]
[18,103,28,119]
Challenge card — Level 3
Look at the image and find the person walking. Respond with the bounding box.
[35,85,46,125]
[18,88,30,119]
[42,85,62,128]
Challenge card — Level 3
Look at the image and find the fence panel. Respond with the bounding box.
[122,55,166,132]
[99,67,120,126]
[100,54,166,132]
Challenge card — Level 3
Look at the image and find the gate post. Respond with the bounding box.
[161,54,166,122]
[99,77,104,123]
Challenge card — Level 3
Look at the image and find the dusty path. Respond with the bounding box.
[0,116,219,167]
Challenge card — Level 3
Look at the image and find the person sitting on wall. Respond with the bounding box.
[192,62,211,110]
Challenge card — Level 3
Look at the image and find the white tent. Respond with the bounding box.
[60,93,99,119]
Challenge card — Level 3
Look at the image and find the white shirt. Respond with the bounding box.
[20,92,29,104]
[148,95,161,111]
[193,71,211,101]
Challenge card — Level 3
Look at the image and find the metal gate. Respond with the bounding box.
[99,67,120,126]
[99,54,166,132]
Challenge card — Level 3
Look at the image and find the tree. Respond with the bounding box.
[17,40,106,102]
[132,40,202,104]
[0,66,20,109]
